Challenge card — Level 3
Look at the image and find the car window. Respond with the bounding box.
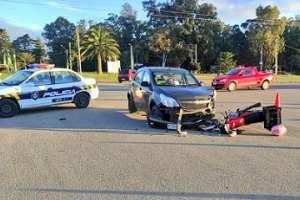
[1,70,33,86]
[53,71,81,84]
[134,71,144,84]
[142,71,151,84]
[225,68,240,75]
[27,72,52,86]
[241,69,254,76]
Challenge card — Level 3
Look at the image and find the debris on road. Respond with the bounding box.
[176,93,286,137]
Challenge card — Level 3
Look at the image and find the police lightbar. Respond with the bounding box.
[27,64,55,69]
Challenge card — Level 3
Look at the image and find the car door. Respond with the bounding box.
[238,69,256,88]
[50,71,81,104]
[140,70,152,112]
[131,71,144,110]
[20,71,54,108]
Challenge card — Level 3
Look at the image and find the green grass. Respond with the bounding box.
[273,75,300,83]
[82,72,118,83]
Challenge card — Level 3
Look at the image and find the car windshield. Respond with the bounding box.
[153,71,199,87]
[1,70,33,86]
[225,68,240,75]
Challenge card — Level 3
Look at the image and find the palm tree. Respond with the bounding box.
[81,25,120,74]
[18,52,35,67]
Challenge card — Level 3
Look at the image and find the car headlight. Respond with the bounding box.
[219,79,227,82]
[160,93,179,107]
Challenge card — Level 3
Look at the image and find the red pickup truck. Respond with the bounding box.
[212,67,274,91]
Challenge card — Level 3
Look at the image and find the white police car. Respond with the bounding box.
[0,65,99,117]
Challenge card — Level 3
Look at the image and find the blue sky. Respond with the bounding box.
[0,0,299,39]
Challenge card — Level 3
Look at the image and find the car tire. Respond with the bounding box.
[128,95,137,113]
[74,92,90,108]
[0,99,19,118]
[261,80,270,90]
[118,79,122,83]
[228,82,237,91]
[147,105,166,129]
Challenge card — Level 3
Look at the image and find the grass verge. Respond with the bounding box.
[1,71,300,84]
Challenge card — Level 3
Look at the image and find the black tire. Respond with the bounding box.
[228,82,237,91]
[147,105,166,129]
[261,80,270,90]
[0,99,19,118]
[118,79,122,83]
[74,93,90,108]
[128,95,137,113]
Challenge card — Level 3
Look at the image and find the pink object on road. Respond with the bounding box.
[271,124,287,136]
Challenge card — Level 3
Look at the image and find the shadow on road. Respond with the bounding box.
[0,105,169,135]
[15,188,300,199]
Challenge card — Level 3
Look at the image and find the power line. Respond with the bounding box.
[150,14,220,23]
[148,8,215,18]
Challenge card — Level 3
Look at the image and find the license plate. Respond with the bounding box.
[167,123,177,130]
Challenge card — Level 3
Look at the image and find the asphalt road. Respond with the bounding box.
[0,83,299,200]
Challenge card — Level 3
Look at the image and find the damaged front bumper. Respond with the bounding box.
[149,104,215,127]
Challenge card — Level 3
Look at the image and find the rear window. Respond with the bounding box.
[120,69,129,74]
[53,71,81,84]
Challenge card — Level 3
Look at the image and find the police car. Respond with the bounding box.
[0,64,99,117]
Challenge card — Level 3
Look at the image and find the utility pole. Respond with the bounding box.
[69,42,72,70]
[259,45,263,71]
[274,40,278,75]
[65,49,69,69]
[13,53,17,72]
[130,44,134,70]
[76,27,82,74]
[60,44,69,69]
[194,43,198,63]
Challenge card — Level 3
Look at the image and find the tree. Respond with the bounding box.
[32,38,46,63]
[81,25,120,74]
[18,52,35,67]
[12,34,35,54]
[103,3,147,67]
[143,0,223,69]
[149,29,172,66]
[282,16,300,72]
[42,17,75,67]
[0,29,12,71]
[217,52,237,72]
[242,5,287,74]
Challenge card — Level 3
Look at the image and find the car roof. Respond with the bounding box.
[22,68,75,73]
[138,66,188,73]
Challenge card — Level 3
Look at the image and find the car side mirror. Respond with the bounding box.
[141,81,149,87]
[239,74,243,76]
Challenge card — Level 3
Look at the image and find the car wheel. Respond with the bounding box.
[147,105,166,129]
[261,80,270,90]
[128,95,137,113]
[0,99,19,118]
[228,82,237,91]
[74,92,90,108]
[118,79,122,83]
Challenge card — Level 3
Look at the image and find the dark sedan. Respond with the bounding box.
[127,67,216,128]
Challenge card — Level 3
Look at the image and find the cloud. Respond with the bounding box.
[0,18,41,40]
[44,0,83,12]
